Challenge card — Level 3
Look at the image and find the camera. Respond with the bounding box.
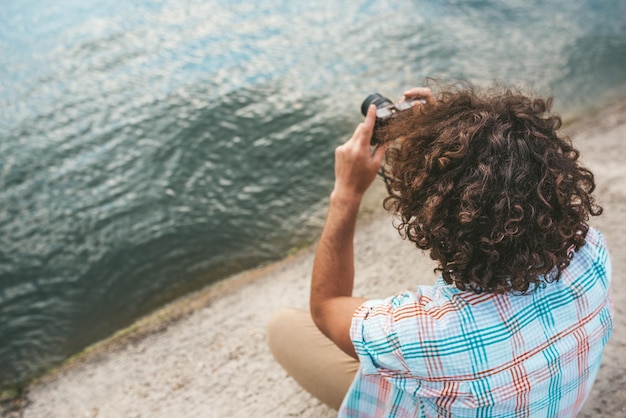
[361,93,425,145]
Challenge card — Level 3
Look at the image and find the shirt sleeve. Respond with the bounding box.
[350,291,427,378]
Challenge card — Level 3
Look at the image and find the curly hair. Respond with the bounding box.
[379,83,602,294]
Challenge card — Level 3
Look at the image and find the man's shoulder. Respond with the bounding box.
[583,226,606,250]
[359,283,503,329]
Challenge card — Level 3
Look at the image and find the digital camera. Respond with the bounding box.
[361,93,425,145]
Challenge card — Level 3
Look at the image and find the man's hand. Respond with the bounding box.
[332,104,386,203]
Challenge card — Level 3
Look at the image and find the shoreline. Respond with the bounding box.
[8,99,626,417]
[30,177,390,379]
[0,174,391,415]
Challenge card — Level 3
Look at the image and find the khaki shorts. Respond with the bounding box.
[266,308,359,410]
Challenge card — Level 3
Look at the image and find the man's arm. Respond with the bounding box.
[310,88,433,359]
[309,104,385,359]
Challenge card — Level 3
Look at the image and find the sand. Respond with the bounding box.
[8,101,626,417]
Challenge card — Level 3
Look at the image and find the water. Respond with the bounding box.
[1,0,625,388]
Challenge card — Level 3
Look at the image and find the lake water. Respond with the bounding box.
[1,0,625,388]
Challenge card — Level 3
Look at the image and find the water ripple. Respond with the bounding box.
[1,0,625,388]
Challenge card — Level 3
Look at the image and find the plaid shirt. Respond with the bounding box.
[340,227,613,418]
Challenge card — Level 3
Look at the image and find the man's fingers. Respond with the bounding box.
[357,104,376,145]
[362,105,376,130]
[403,87,431,97]
[404,87,435,105]
[372,143,386,164]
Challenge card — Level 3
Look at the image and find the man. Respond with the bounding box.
[267,84,613,417]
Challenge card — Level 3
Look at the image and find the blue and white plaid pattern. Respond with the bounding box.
[339,227,613,418]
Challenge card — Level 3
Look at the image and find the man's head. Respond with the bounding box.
[380,83,602,294]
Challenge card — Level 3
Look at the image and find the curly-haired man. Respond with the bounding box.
[267,84,613,417]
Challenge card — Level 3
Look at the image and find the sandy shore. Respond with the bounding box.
[9,101,626,417]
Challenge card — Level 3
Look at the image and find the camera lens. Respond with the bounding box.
[361,93,393,116]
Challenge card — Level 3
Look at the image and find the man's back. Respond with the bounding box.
[342,226,613,417]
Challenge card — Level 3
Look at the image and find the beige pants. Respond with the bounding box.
[266,308,360,410]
